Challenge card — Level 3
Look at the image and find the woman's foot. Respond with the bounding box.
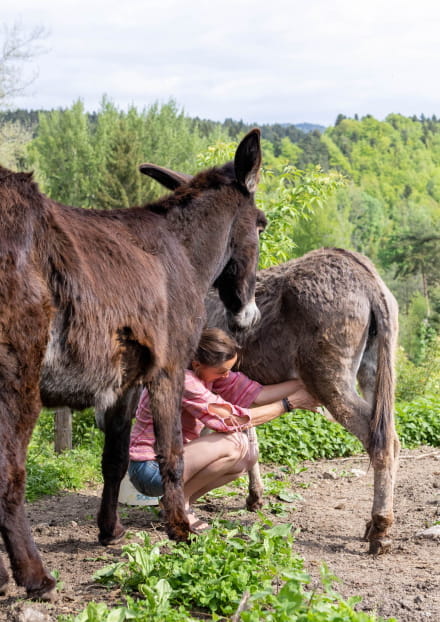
[187,510,210,532]
[158,499,210,532]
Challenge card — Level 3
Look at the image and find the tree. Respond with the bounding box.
[0,21,47,107]
[28,100,97,205]
[0,119,32,169]
[94,104,146,209]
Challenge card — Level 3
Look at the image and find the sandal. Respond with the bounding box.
[187,511,210,533]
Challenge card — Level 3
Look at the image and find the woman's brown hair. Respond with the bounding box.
[194,328,239,367]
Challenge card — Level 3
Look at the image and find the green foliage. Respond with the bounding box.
[0,119,32,169]
[395,396,440,447]
[257,165,346,268]
[323,114,440,330]
[396,337,440,401]
[63,522,392,622]
[25,408,103,501]
[28,98,230,207]
[397,292,429,363]
[92,522,298,618]
[257,411,363,467]
[257,389,440,469]
[195,136,345,269]
[241,563,395,622]
[28,100,97,205]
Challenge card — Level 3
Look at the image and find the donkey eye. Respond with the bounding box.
[257,212,267,235]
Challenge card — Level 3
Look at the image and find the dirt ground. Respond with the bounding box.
[1,446,439,621]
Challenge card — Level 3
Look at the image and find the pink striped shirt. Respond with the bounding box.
[129,369,262,461]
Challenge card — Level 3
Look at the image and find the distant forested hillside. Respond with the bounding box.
[1,104,439,365]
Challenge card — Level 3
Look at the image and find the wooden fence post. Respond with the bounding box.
[54,407,72,453]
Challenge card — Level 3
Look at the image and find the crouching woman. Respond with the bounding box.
[128,327,320,531]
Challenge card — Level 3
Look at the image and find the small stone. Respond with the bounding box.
[350,468,367,477]
[69,520,78,528]
[334,502,346,509]
[414,595,423,604]
[322,471,338,480]
[10,605,52,622]
[415,525,440,540]
[33,523,51,535]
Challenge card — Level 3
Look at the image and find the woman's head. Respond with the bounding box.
[192,328,239,383]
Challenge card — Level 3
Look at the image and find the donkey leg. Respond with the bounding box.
[0,555,9,595]
[323,388,398,554]
[358,354,400,554]
[363,433,400,555]
[148,370,189,542]
[97,389,140,545]
[245,428,264,511]
[0,364,56,597]
[0,447,56,600]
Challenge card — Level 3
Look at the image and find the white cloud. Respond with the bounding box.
[3,0,440,124]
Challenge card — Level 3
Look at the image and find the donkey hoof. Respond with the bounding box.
[368,538,392,556]
[0,581,9,596]
[246,498,263,512]
[166,521,191,542]
[28,587,58,602]
[27,576,58,602]
[99,527,126,547]
[363,520,372,541]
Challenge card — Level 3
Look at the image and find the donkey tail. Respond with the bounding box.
[368,292,398,465]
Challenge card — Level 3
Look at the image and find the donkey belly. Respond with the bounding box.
[40,330,132,412]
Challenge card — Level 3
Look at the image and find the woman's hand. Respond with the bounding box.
[207,403,247,428]
[286,384,321,412]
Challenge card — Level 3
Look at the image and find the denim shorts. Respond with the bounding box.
[128,459,164,497]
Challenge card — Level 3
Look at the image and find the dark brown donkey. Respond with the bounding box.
[0,129,265,600]
[206,247,400,555]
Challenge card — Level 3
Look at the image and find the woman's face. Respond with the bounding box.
[192,354,238,383]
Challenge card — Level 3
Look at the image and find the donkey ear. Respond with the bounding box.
[234,128,262,193]
[139,164,192,190]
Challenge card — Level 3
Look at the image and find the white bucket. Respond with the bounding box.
[118,473,159,506]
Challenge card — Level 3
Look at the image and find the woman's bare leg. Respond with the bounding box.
[182,432,255,519]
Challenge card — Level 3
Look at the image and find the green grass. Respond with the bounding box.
[26,408,103,501]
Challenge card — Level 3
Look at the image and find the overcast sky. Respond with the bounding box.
[3,0,440,126]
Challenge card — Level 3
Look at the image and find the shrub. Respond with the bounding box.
[257,410,363,467]
[396,396,440,447]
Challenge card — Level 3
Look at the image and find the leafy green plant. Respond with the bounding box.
[257,164,346,269]
[63,521,394,622]
[26,409,103,501]
[396,396,440,447]
[257,410,363,467]
[241,564,396,622]
[396,337,440,402]
[94,522,298,616]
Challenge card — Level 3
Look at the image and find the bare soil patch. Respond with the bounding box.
[1,446,439,621]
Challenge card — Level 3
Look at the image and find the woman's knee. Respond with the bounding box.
[228,432,250,458]
[226,432,257,472]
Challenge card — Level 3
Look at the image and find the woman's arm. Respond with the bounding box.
[252,379,303,406]
[209,382,321,429]
[249,384,320,426]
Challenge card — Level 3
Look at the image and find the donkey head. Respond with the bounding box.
[139,129,265,330]
[212,129,265,329]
